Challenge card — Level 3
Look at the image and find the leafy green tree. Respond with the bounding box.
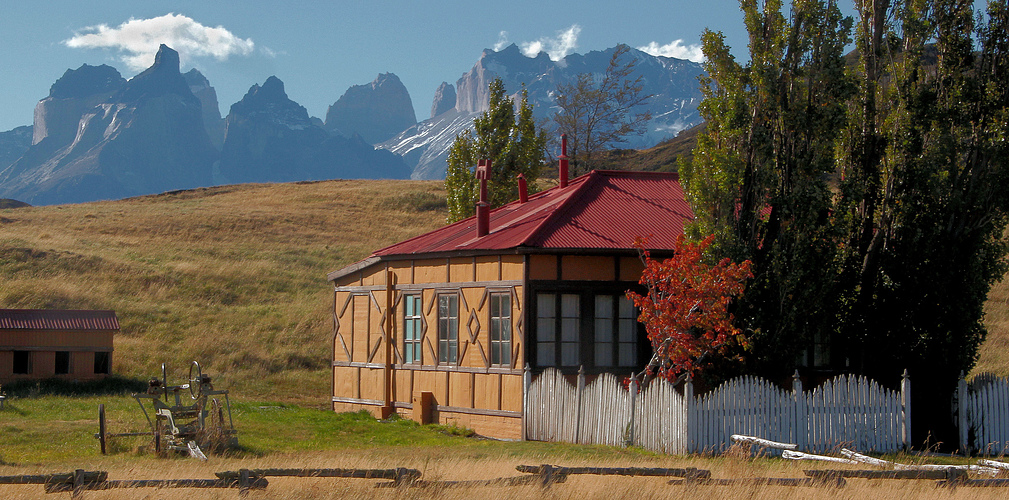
[680,0,854,376]
[683,0,1009,406]
[445,78,547,222]
[837,0,1009,385]
[553,44,652,175]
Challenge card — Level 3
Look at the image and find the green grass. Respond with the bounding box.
[0,180,450,405]
[0,391,662,467]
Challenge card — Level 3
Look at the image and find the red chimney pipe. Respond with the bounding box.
[476,160,491,237]
[559,134,569,188]
[517,174,528,203]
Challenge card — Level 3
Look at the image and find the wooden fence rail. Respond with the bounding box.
[525,368,911,454]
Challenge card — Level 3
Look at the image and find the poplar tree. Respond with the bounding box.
[445,78,547,222]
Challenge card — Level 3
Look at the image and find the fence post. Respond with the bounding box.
[72,469,85,500]
[684,373,694,453]
[958,371,968,456]
[901,369,912,451]
[792,369,804,451]
[627,373,638,446]
[575,365,585,444]
[523,363,531,441]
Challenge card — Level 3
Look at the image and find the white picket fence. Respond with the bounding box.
[524,367,911,454]
[524,368,686,453]
[958,372,1009,456]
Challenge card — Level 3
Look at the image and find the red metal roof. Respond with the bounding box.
[0,309,120,331]
[377,170,693,256]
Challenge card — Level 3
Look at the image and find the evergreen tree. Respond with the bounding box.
[445,78,547,222]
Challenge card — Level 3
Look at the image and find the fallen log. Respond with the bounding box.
[730,434,798,450]
[782,450,858,464]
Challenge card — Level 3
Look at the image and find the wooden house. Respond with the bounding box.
[0,309,118,383]
[327,161,693,439]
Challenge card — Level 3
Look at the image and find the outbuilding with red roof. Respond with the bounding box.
[327,169,693,439]
[0,309,118,383]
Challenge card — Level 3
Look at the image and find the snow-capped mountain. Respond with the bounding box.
[380,44,705,180]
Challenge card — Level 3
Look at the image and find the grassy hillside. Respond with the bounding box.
[2,174,1007,410]
[0,180,449,405]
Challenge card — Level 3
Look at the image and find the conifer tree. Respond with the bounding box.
[445,78,547,222]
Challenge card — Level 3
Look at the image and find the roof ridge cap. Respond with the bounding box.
[520,171,599,247]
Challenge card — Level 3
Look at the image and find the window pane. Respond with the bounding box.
[618,344,636,366]
[619,295,635,318]
[595,317,613,342]
[595,295,614,319]
[537,343,555,366]
[561,318,579,342]
[537,318,555,341]
[94,352,110,374]
[405,296,414,316]
[13,351,30,374]
[595,343,613,367]
[500,344,510,365]
[618,319,636,342]
[500,320,510,341]
[561,342,579,366]
[537,293,555,318]
[561,294,579,317]
[55,351,70,375]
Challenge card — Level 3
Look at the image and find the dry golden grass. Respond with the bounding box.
[975,274,1009,377]
[0,180,449,404]
[2,449,1008,499]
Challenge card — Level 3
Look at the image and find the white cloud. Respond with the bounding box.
[64,13,255,71]
[519,25,581,61]
[637,40,705,63]
[493,31,510,52]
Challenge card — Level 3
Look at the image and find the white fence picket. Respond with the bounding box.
[525,368,908,454]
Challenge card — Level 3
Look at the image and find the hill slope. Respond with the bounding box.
[0,179,448,404]
[1,176,1006,407]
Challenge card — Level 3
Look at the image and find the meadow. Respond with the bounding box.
[3,179,1009,498]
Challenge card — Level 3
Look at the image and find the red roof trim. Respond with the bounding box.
[0,309,120,331]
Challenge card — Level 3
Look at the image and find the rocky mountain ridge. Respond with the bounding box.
[0,42,705,204]
[380,44,705,179]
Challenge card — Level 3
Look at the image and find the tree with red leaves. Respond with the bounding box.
[627,234,752,386]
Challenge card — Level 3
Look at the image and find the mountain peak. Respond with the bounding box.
[48,64,125,100]
[153,44,180,70]
[117,44,194,103]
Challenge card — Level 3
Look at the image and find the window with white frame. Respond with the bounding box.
[438,294,459,364]
[490,292,511,366]
[403,294,422,364]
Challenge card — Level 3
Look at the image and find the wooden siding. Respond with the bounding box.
[0,329,113,383]
[331,256,526,438]
[561,255,615,281]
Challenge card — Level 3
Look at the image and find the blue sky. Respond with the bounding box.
[0,1,776,133]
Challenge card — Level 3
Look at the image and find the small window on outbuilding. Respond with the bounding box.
[55,351,71,375]
[94,351,110,375]
[13,350,31,374]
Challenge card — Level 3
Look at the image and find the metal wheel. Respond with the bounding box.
[98,404,107,455]
[189,361,203,400]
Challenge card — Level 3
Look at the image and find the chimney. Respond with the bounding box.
[476,160,491,237]
[517,174,528,203]
[559,134,569,188]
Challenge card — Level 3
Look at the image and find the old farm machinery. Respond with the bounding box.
[96,361,237,458]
